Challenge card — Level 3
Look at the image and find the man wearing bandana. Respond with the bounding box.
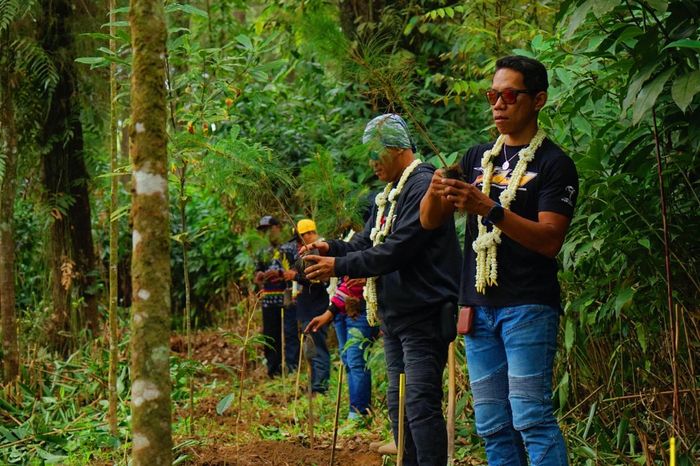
[304,114,461,466]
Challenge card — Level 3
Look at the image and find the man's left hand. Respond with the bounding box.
[303,255,336,281]
[439,177,494,216]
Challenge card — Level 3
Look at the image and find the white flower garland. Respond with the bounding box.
[364,159,422,325]
[473,128,547,294]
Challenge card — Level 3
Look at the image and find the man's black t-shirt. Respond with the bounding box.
[458,138,579,308]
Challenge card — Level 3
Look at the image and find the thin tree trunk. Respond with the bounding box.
[107,0,119,437]
[178,163,195,435]
[39,0,99,352]
[128,0,172,463]
[0,29,20,382]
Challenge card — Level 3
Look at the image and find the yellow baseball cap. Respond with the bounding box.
[296,219,317,235]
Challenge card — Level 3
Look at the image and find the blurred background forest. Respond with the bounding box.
[0,0,698,464]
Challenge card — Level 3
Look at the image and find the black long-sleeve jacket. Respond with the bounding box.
[328,163,461,332]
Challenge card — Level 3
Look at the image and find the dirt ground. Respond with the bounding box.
[187,439,383,466]
[171,329,482,466]
[171,330,385,465]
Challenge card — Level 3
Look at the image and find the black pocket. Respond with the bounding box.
[439,301,457,343]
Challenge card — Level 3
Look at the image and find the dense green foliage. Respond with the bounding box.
[1,0,698,464]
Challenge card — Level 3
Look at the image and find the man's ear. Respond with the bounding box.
[534,91,548,112]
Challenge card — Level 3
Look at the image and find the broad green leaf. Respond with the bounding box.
[236,34,253,50]
[632,67,675,125]
[590,0,617,17]
[165,3,208,18]
[564,318,575,352]
[36,449,67,464]
[216,393,234,415]
[663,39,700,50]
[637,238,651,250]
[566,0,592,38]
[645,0,668,12]
[622,64,656,113]
[101,20,129,28]
[671,70,700,112]
[635,321,647,352]
[613,286,635,315]
[75,57,106,65]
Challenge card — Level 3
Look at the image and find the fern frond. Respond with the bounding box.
[0,0,36,33]
[0,0,20,33]
[12,37,59,93]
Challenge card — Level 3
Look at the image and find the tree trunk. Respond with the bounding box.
[39,0,99,352]
[128,0,172,463]
[107,0,119,437]
[0,29,20,382]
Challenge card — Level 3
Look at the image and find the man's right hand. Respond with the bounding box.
[299,240,330,256]
[304,310,334,333]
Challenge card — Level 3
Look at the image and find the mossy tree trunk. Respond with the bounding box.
[0,28,20,382]
[128,0,172,464]
[39,0,100,352]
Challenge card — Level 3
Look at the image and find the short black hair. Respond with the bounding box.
[495,55,548,93]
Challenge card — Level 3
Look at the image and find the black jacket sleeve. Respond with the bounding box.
[333,176,432,278]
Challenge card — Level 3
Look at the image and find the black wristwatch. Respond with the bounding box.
[482,203,505,226]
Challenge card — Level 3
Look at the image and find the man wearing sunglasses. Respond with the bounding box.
[420,56,578,465]
[303,114,461,466]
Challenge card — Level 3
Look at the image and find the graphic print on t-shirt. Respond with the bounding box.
[473,166,537,190]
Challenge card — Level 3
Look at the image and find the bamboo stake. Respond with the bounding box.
[397,372,406,466]
[294,332,305,405]
[329,363,345,466]
[308,361,315,448]
[447,342,456,465]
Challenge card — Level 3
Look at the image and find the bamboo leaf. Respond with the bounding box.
[663,39,700,50]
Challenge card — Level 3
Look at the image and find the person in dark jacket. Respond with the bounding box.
[304,114,461,466]
[254,215,299,378]
[292,218,331,394]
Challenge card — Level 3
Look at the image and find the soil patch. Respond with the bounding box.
[187,439,383,466]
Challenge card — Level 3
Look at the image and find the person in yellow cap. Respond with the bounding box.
[290,219,331,394]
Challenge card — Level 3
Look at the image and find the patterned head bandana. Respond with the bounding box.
[362,114,416,159]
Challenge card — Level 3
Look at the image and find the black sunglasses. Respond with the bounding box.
[486,88,538,105]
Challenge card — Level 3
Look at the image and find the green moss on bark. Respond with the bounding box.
[128,0,171,464]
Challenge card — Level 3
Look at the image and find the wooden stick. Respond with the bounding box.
[397,372,406,466]
[447,341,456,465]
[330,363,345,466]
[308,361,315,448]
[294,333,305,405]
[281,307,286,399]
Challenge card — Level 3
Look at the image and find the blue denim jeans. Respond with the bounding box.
[301,319,330,393]
[334,312,378,416]
[384,313,448,466]
[464,305,569,466]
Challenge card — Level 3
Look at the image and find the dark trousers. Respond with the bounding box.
[262,305,300,377]
[384,313,449,466]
